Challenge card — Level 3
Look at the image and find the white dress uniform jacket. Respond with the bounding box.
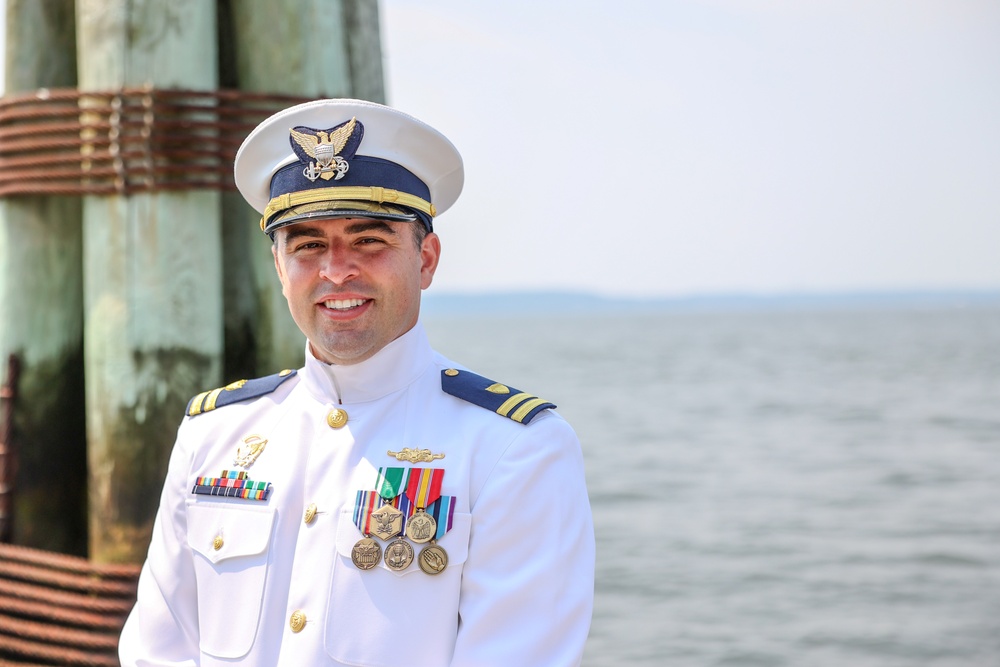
[119,323,595,666]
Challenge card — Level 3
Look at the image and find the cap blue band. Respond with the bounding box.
[266,155,433,231]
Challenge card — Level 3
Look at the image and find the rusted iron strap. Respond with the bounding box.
[0,542,139,580]
[0,87,312,197]
[0,579,134,616]
[0,593,124,632]
[0,629,120,666]
[0,561,136,597]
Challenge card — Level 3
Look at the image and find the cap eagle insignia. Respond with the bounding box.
[289,117,364,182]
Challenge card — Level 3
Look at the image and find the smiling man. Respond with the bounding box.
[274,217,438,366]
[119,99,595,666]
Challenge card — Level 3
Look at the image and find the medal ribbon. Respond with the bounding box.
[352,490,379,535]
[404,468,444,511]
[375,467,408,501]
[396,492,413,520]
[428,495,456,541]
[384,492,413,534]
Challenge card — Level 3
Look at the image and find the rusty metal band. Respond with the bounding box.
[0,87,313,197]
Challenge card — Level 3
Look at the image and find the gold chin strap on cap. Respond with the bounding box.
[261,186,437,231]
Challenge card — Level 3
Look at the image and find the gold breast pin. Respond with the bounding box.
[386,448,445,464]
[234,434,268,469]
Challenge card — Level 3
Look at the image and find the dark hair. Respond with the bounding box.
[411,221,429,248]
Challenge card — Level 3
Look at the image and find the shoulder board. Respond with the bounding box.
[440,368,555,425]
[186,369,297,417]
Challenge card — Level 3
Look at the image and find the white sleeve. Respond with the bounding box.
[118,424,200,666]
[451,414,595,667]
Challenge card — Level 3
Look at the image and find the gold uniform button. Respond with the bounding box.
[444,368,459,376]
[212,535,224,551]
[304,503,318,524]
[326,408,348,429]
[289,610,306,633]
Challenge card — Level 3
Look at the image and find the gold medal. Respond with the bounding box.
[405,510,437,544]
[402,468,443,543]
[418,543,448,575]
[383,538,414,571]
[351,537,381,570]
[370,503,404,541]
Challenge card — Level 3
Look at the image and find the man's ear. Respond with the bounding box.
[420,232,441,290]
[272,242,289,296]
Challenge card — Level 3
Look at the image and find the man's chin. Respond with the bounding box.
[308,334,380,366]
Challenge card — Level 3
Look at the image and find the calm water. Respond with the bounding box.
[423,306,1000,667]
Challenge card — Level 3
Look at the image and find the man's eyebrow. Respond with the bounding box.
[281,225,326,244]
[279,220,398,246]
[344,220,397,235]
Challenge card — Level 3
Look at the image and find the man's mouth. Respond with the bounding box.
[323,298,369,311]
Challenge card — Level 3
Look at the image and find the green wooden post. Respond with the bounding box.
[218,0,385,379]
[0,0,87,554]
[342,0,387,105]
[76,0,223,563]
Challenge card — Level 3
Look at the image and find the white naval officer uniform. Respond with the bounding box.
[119,322,595,666]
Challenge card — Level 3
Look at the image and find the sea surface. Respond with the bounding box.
[422,305,1000,667]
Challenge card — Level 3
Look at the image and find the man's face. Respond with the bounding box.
[272,217,440,365]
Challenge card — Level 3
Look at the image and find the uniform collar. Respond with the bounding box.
[299,322,433,404]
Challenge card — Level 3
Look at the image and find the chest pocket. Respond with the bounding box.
[187,502,277,659]
[324,507,472,666]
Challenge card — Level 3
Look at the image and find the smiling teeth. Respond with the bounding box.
[325,298,366,310]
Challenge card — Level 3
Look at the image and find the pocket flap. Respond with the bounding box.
[187,502,277,564]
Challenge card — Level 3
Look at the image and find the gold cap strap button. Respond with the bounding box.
[289,610,306,633]
[326,408,348,429]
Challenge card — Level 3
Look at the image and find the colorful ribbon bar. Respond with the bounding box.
[191,469,272,501]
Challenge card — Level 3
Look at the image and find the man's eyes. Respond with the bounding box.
[291,237,387,252]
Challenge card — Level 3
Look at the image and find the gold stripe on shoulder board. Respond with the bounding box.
[496,393,533,419]
[510,397,550,423]
[188,391,211,416]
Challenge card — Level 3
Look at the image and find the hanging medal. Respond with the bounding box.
[383,537,415,571]
[404,468,444,544]
[351,490,381,570]
[417,495,455,575]
[369,467,407,541]
[371,467,413,571]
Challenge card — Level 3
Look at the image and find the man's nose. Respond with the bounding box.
[318,246,359,284]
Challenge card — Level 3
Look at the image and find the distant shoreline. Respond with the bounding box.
[421,290,1000,316]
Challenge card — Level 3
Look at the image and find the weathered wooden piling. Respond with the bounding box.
[0,0,386,564]
[76,0,223,563]
[0,0,87,554]
[218,0,386,379]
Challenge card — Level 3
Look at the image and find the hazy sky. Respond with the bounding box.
[1,2,997,298]
[381,0,1000,297]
